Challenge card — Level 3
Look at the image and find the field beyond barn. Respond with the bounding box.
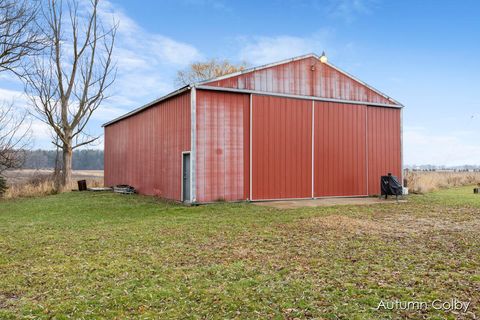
[1,188,479,318]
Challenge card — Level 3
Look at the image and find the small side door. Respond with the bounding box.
[182,152,190,202]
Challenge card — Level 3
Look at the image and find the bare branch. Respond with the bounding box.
[0,0,46,78]
[0,102,32,174]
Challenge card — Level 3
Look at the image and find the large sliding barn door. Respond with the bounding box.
[251,95,312,200]
[313,102,368,197]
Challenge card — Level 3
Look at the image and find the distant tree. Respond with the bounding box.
[24,0,117,191]
[175,59,248,86]
[22,149,104,170]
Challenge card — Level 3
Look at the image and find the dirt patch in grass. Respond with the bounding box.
[300,214,397,235]
[299,210,480,238]
[0,291,21,311]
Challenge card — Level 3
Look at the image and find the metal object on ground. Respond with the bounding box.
[77,180,87,191]
[113,185,136,194]
[380,173,403,200]
[88,187,113,192]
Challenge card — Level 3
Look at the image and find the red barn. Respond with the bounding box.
[103,53,403,203]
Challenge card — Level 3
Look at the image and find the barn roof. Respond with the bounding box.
[102,86,190,127]
[103,53,402,127]
[198,53,400,104]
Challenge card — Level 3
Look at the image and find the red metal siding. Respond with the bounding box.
[196,90,249,202]
[104,91,191,200]
[367,107,402,195]
[314,102,367,196]
[252,95,312,200]
[205,56,394,105]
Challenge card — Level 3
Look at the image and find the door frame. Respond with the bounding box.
[181,151,191,202]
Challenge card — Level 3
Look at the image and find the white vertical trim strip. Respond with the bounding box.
[400,107,404,186]
[249,94,253,201]
[365,106,369,195]
[311,100,315,198]
[190,87,196,203]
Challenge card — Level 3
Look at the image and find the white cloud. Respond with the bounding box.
[177,0,230,11]
[404,126,480,166]
[96,0,202,112]
[237,31,331,65]
[327,0,377,23]
[0,88,52,145]
[0,88,27,105]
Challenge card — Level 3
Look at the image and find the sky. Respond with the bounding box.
[1,0,479,166]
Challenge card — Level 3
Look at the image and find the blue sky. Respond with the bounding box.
[1,0,479,166]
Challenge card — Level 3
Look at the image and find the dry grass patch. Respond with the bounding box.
[2,169,104,199]
[299,214,396,236]
[406,170,480,193]
[297,208,480,239]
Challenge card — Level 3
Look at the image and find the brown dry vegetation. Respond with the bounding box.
[5,170,480,199]
[2,169,103,199]
[406,170,480,194]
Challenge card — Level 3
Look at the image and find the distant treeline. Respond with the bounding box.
[22,149,104,170]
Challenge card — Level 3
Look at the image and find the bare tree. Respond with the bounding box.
[0,0,44,76]
[24,0,117,191]
[0,0,41,193]
[175,59,248,86]
[0,103,31,174]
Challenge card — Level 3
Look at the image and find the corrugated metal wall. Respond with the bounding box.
[104,56,402,202]
[248,96,400,199]
[251,95,312,200]
[314,102,368,197]
[367,106,402,194]
[196,90,249,202]
[205,56,394,105]
[104,91,191,200]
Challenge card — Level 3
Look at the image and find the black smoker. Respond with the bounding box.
[380,173,403,200]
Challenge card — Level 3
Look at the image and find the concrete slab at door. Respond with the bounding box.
[251,95,312,200]
[314,102,367,197]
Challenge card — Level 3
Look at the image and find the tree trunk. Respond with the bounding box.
[53,140,62,192]
[61,143,73,191]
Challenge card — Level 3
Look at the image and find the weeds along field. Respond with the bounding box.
[4,170,480,198]
[405,171,480,194]
[2,169,104,199]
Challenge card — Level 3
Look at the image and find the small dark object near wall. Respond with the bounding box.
[380,173,403,200]
[77,180,87,191]
[0,176,8,196]
[474,188,479,194]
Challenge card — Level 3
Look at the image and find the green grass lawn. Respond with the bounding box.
[0,188,479,319]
